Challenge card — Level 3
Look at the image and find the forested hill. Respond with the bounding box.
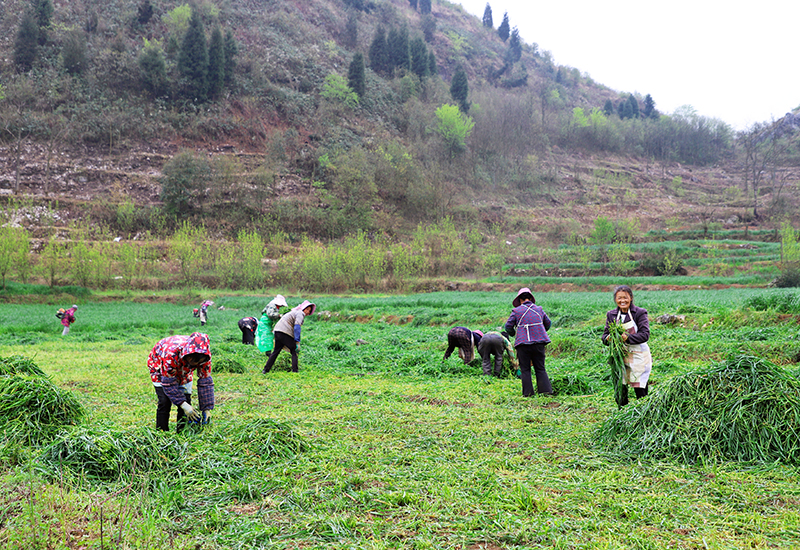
[0,0,798,241]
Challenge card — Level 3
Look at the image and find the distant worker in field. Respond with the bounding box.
[443,327,483,364]
[148,332,215,433]
[57,305,78,336]
[263,299,315,374]
[197,300,214,326]
[238,317,258,345]
[601,285,651,405]
[256,294,287,357]
[505,288,553,396]
[477,330,517,377]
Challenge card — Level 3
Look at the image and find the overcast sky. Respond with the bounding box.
[455,0,799,131]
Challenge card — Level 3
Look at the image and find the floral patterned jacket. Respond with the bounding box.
[148,332,214,410]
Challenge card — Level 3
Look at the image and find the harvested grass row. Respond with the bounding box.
[37,426,188,481]
[36,417,309,483]
[596,355,800,464]
[0,354,46,377]
[0,375,85,445]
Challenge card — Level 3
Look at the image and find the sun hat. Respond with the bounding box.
[512,287,535,308]
[295,299,316,316]
[274,294,288,308]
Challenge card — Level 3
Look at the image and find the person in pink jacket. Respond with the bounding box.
[60,305,78,336]
[148,332,215,432]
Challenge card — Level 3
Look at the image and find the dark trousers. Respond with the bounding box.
[155,386,191,433]
[516,343,552,396]
[619,385,648,406]
[241,328,255,345]
[479,334,505,376]
[263,331,298,373]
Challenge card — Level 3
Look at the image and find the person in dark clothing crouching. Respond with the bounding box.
[238,316,258,345]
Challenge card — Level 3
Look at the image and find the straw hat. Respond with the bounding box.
[512,287,535,308]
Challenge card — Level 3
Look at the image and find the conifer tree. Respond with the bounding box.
[368,26,390,76]
[506,26,522,63]
[419,0,431,15]
[643,93,657,119]
[428,51,437,77]
[387,26,410,72]
[31,0,53,45]
[208,26,225,100]
[450,65,469,113]
[410,37,429,79]
[483,3,493,28]
[627,94,639,118]
[603,99,614,116]
[178,9,209,102]
[621,99,633,119]
[223,29,238,86]
[139,41,168,98]
[13,11,39,72]
[348,52,366,98]
[408,0,418,9]
[498,12,510,42]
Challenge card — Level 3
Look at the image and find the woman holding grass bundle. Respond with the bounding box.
[505,288,553,396]
[263,299,315,374]
[602,285,652,406]
[148,332,215,432]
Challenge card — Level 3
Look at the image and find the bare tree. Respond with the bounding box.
[740,120,792,220]
[0,78,36,195]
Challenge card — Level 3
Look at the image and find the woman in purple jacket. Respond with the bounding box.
[601,285,651,405]
[504,288,553,396]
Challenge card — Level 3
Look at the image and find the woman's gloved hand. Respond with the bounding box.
[180,402,201,422]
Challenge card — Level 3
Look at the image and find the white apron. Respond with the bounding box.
[618,312,652,388]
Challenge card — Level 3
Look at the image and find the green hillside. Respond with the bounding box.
[0,0,799,290]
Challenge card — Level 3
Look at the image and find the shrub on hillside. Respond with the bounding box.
[774,268,800,288]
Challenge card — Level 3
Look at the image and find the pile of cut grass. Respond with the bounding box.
[37,425,188,481]
[0,354,46,376]
[551,374,595,396]
[596,355,800,464]
[0,375,86,445]
[35,417,309,483]
[213,342,263,373]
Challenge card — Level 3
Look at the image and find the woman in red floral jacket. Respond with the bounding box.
[148,332,215,432]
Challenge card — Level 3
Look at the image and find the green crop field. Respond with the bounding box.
[2,289,800,549]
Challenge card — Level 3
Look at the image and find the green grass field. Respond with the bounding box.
[2,290,800,549]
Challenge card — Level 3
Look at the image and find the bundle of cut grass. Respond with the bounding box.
[214,356,247,374]
[551,374,595,396]
[212,417,310,460]
[37,425,187,481]
[0,375,85,445]
[596,355,800,464]
[0,354,46,377]
[606,321,628,408]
